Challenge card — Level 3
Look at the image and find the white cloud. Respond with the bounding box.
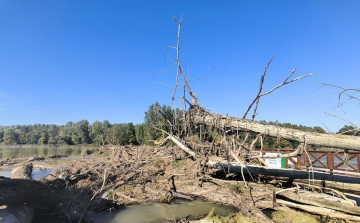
[0,93,6,97]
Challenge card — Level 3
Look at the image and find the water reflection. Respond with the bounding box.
[0,147,84,159]
[90,199,236,223]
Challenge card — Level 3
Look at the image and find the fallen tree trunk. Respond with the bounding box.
[168,135,196,158]
[277,190,360,215]
[207,161,360,184]
[277,199,360,222]
[189,105,360,151]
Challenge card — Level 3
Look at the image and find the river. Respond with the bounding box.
[0,146,85,159]
[0,146,89,178]
[34,199,236,223]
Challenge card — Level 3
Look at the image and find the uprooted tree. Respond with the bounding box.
[154,15,360,184]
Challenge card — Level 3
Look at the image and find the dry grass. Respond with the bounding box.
[270,209,318,223]
[202,208,258,223]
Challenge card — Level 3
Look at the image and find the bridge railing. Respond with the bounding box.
[254,149,360,176]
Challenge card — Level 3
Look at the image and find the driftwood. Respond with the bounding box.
[255,176,360,193]
[277,199,360,222]
[48,154,68,159]
[277,190,360,215]
[145,186,194,201]
[188,105,360,151]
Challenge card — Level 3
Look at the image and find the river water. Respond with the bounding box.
[0,146,86,178]
[0,146,84,159]
[0,167,54,179]
[34,199,236,223]
[90,200,235,223]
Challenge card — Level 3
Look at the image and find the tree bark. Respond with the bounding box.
[189,105,360,151]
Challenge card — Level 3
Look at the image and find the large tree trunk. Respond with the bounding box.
[277,190,360,215]
[207,161,360,184]
[188,105,360,151]
[276,199,360,222]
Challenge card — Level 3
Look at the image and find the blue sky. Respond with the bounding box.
[0,0,359,132]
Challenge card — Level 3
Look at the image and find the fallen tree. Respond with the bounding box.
[206,161,360,184]
[277,189,360,215]
[188,105,360,151]
[276,199,360,222]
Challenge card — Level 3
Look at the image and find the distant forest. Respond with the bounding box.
[0,102,357,149]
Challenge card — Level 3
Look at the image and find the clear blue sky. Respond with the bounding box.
[0,0,359,132]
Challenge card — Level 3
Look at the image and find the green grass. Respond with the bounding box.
[171,159,185,168]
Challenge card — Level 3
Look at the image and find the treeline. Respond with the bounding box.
[0,120,139,146]
[0,102,357,148]
[0,102,180,146]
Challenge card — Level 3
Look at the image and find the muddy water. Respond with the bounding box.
[90,199,236,223]
[0,167,55,179]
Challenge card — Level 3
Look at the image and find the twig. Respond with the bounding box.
[325,112,359,130]
[90,168,107,201]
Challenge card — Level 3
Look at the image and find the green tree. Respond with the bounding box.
[135,124,146,145]
[3,129,19,144]
[338,125,359,136]
[0,130,4,143]
[72,120,90,144]
[38,132,48,144]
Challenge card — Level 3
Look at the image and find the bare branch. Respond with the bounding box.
[322,123,334,134]
[164,45,177,62]
[318,83,360,108]
[188,67,210,82]
[259,73,313,97]
[243,67,313,119]
[153,62,177,76]
[325,112,359,130]
[243,56,274,119]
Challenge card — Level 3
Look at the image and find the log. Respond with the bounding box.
[277,199,360,222]
[145,186,194,201]
[277,190,360,215]
[168,135,196,158]
[189,105,360,151]
[253,176,360,193]
[206,161,360,184]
